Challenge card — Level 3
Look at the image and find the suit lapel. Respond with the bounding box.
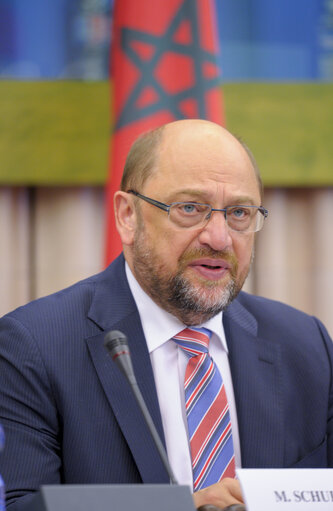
[84,257,285,475]
[85,255,169,483]
[224,297,285,468]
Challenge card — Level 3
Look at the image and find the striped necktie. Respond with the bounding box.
[173,327,235,490]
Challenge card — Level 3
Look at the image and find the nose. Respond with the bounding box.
[197,210,233,251]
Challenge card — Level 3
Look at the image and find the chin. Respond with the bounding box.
[189,278,237,309]
[188,271,233,291]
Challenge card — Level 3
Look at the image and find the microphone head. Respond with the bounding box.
[104,330,129,360]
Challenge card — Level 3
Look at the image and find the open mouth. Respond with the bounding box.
[188,259,231,281]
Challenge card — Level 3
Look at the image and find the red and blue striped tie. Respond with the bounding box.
[173,327,235,490]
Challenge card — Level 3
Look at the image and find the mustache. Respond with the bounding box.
[179,247,237,266]
[178,247,238,280]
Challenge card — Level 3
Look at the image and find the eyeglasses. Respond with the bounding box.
[128,190,268,233]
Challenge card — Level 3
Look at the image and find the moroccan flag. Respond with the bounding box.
[105,0,224,263]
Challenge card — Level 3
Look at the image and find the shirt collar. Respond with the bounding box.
[125,262,228,354]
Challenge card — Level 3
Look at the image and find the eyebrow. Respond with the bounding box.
[226,196,258,206]
[165,189,205,201]
[165,190,259,206]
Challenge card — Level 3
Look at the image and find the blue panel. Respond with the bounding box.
[0,0,331,81]
[0,0,110,79]
[15,0,68,77]
[215,0,330,81]
[0,1,18,68]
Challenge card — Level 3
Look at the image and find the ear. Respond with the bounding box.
[114,191,137,246]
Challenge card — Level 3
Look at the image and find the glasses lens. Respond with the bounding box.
[169,203,211,228]
[226,207,263,232]
[168,203,266,232]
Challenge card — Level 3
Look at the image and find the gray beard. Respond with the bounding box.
[164,270,240,325]
[132,239,242,326]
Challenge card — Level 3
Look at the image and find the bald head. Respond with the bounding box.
[121,119,263,201]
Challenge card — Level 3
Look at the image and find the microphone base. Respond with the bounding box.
[21,484,197,511]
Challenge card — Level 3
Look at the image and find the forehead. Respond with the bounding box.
[143,123,261,203]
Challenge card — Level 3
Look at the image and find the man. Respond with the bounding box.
[0,120,332,511]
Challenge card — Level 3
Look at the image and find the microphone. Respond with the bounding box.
[104,330,178,485]
[104,330,244,511]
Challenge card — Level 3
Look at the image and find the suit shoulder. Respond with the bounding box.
[237,291,308,316]
[0,256,125,344]
[0,267,114,344]
[236,291,331,340]
[5,272,99,323]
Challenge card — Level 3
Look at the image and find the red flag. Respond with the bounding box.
[105,0,224,264]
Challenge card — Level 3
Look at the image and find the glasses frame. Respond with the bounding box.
[127,190,268,232]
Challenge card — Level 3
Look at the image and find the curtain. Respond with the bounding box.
[1,186,332,338]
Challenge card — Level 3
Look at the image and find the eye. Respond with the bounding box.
[175,203,207,215]
[182,203,197,214]
[228,207,250,219]
[234,208,246,217]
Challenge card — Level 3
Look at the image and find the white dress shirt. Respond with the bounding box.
[125,263,242,489]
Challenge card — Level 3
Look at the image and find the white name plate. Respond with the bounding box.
[236,468,333,510]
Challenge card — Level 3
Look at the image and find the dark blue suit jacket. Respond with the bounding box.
[1,254,332,510]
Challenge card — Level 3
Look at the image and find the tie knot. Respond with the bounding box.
[173,327,212,357]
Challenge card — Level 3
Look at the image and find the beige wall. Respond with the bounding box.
[1,186,332,338]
